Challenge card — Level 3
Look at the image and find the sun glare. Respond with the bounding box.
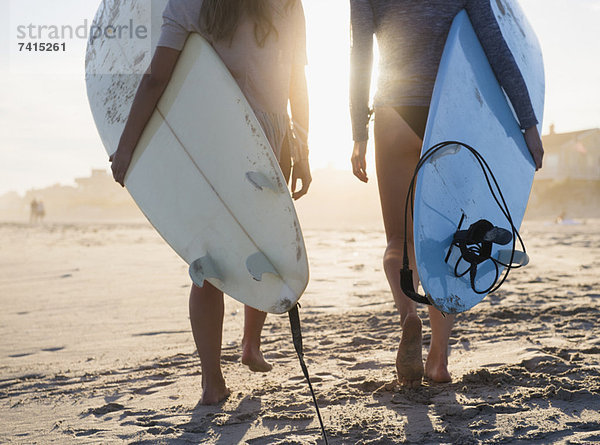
[303,1,379,172]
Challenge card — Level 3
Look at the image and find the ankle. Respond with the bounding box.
[242,337,261,351]
[401,311,421,327]
[427,345,449,364]
[202,370,225,387]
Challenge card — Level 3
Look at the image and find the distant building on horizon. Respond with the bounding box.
[74,169,114,193]
[537,126,600,181]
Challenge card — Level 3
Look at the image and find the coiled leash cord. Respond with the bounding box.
[400,141,527,305]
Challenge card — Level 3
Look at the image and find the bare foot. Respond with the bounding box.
[425,352,451,383]
[396,313,424,388]
[242,346,273,373]
[201,381,230,405]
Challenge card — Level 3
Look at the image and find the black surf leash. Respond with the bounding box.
[448,216,516,294]
[400,141,527,305]
[288,304,329,444]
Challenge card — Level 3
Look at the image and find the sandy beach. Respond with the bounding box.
[1,218,599,444]
[1,0,598,442]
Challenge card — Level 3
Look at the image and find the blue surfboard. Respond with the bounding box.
[413,1,545,313]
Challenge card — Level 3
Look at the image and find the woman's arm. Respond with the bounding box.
[289,62,312,200]
[110,46,182,186]
[466,0,543,170]
[350,0,374,181]
[350,0,374,143]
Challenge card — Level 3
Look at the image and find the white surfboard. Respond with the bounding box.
[85,0,308,314]
[413,1,544,313]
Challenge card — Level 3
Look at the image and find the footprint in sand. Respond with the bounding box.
[349,379,386,392]
[348,360,379,371]
[84,403,126,417]
[349,336,379,347]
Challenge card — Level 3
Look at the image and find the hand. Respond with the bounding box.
[351,140,368,182]
[524,126,544,171]
[291,158,312,200]
[109,145,135,187]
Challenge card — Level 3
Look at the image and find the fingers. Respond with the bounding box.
[292,174,312,200]
[531,147,543,171]
[110,155,126,187]
[351,141,368,182]
[290,160,312,200]
[292,184,309,200]
[523,126,544,172]
[351,155,368,183]
[531,144,543,171]
[535,150,543,171]
[111,163,125,187]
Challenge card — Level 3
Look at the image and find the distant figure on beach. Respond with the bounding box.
[29,199,45,224]
[110,0,310,404]
[29,199,38,224]
[349,0,544,387]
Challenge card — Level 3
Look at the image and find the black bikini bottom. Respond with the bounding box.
[393,106,430,141]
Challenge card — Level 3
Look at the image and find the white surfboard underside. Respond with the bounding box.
[85,0,308,314]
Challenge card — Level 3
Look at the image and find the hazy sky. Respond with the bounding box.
[0,0,599,195]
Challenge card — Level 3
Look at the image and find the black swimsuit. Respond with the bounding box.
[393,106,430,141]
[350,0,538,143]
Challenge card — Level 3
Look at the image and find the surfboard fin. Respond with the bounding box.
[496,249,530,266]
[189,255,223,287]
[430,143,461,162]
[246,172,278,192]
[246,252,280,281]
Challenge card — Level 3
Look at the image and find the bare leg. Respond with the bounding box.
[374,107,424,387]
[425,307,455,382]
[383,236,424,388]
[189,283,230,404]
[241,306,272,372]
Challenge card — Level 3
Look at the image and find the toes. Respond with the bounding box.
[242,354,273,373]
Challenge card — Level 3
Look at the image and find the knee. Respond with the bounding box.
[383,236,415,270]
[190,281,222,300]
[383,238,403,270]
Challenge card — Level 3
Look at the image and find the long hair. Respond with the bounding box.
[200,0,296,47]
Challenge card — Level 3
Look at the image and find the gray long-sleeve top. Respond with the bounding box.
[350,0,538,142]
